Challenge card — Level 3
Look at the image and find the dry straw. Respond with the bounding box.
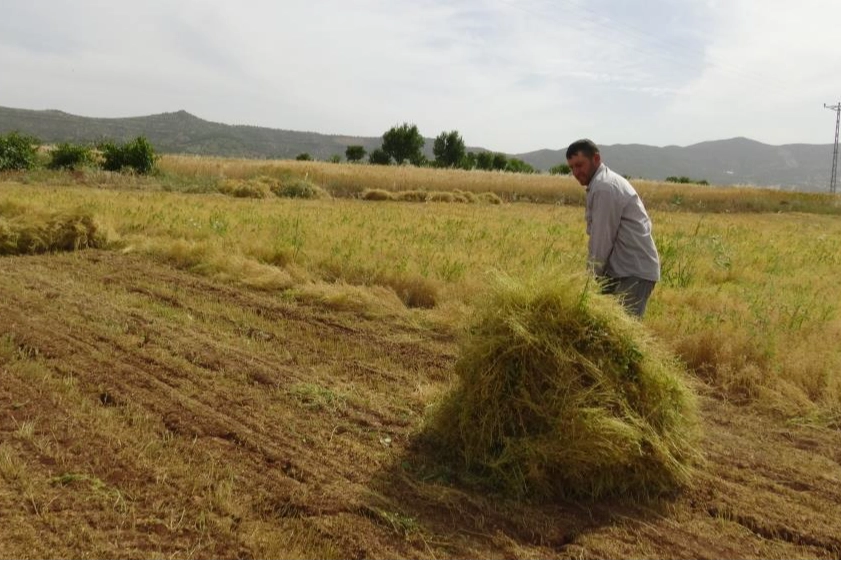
[0,205,105,255]
[360,188,502,205]
[428,273,698,499]
[218,176,330,200]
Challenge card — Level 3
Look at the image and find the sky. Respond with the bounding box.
[2,0,840,154]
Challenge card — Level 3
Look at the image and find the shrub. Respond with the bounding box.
[665,176,708,185]
[296,153,313,161]
[0,131,40,171]
[666,176,683,183]
[48,142,95,170]
[100,136,157,174]
[549,163,571,175]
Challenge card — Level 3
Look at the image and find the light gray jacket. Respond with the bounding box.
[585,163,660,282]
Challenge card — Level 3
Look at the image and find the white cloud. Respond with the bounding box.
[1,0,839,152]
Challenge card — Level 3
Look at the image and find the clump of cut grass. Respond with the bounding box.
[218,178,271,199]
[672,327,770,403]
[453,190,478,203]
[428,191,456,203]
[293,282,406,316]
[476,192,503,205]
[317,261,440,309]
[396,190,430,203]
[0,334,18,363]
[0,208,105,255]
[426,273,698,499]
[361,188,502,205]
[216,174,329,200]
[158,154,841,214]
[242,241,295,268]
[378,271,440,309]
[271,178,329,200]
[134,239,301,291]
[361,189,396,201]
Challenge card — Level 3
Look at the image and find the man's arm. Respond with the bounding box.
[587,188,624,277]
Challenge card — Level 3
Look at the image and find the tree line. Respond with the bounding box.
[297,122,574,175]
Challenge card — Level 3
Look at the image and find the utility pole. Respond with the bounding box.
[825,102,841,194]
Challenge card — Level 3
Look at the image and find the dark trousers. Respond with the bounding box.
[601,276,656,318]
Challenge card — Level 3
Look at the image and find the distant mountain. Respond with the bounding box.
[516,139,834,192]
[0,105,834,191]
[0,106,389,160]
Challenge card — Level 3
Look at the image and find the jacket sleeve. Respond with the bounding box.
[587,188,623,277]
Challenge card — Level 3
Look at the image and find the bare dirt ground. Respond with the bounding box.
[1,251,839,559]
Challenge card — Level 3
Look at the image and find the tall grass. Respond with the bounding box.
[156,155,841,214]
[9,155,838,213]
[2,168,841,422]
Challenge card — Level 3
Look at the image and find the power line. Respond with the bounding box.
[825,102,840,194]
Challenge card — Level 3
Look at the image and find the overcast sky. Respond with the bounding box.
[2,0,840,153]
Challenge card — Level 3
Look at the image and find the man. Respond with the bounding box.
[566,139,660,318]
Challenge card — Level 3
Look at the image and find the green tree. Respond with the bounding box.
[0,131,40,171]
[368,147,391,165]
[492,153,508,171]
[433,130,466,168]
[345,145,366,162]
[296,152,313,161]
[549,163,571,175]
[382,122,424,165]
[461,151,477,170]
[328,154,342,164]
[476,151,494,170]
[505,158,535,174]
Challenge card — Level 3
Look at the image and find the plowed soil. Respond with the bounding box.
[1,251,839,558]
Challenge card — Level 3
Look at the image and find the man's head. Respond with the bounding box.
[566,139,602,186]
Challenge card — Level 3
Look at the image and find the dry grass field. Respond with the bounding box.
[1,158,840,558]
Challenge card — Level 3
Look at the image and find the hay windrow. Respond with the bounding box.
[427,273,698,499]
[0,207,105,256]
[360,188,503,204]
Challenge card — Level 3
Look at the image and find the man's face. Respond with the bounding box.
[567,152,601,186]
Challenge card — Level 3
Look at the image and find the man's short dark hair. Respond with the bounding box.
[566,139,600,160]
